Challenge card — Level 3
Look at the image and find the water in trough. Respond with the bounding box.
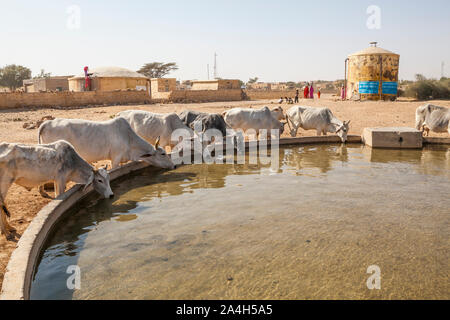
[30,144,450,300]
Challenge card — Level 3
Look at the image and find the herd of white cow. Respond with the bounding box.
[0,103,449,240]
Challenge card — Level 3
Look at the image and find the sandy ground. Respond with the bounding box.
[0,94,449,289]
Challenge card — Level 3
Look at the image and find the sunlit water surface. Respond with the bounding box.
[30,144,450,300]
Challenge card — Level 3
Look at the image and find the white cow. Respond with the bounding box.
[38,117,175,169]
[286,106,350,142]
[223,106,287,138]
[415,104,450,136]
[117,110,193,148]
[0,140,113,240]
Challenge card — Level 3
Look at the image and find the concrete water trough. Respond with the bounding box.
[362,127,423,149]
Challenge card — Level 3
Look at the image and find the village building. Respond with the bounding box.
[190,79,241,90]
[68,67,149,92]
[23,76,73,93]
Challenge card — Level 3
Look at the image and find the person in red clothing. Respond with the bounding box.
[304,84,309,99]
[84,66,92,91]
[318,88,321,99]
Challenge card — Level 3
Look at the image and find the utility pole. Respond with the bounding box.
[207,64,210,80]
[441,61,445,79]
[214,52,218,79]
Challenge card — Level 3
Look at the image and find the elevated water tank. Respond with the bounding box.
[346,42,400,100]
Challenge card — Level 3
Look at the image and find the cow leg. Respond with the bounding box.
[0,207,10,239]
[0,172,15,239]
[111,157,121,169]
[54,177,67,197]
[0,204,15,240]
[38,185,53,199]
[316,129,322,136]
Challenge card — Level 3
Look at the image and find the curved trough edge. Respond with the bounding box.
[423,137,450,145]
[0,160,150,300]
[0,133,447,300]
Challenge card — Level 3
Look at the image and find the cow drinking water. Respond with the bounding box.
[38,117,175,169]
[286,106,350,142]
[117,110,193,149]
[0,140,113,240]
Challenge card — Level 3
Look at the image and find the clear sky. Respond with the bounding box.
[1,0,449,82]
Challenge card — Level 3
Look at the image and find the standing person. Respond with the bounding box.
[84,66,91,91]
[295,89,299,103]
[309,82,314,99]
[317,87,321,99]
[304,83,309,99]
[341,86,346,100]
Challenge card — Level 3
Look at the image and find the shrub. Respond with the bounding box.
[404,78,450,100]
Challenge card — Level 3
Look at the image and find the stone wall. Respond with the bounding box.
[0,91,152,109]
[151,89,244,102]
[245,90,298,100]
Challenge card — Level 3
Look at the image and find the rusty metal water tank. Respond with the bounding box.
[346,42,400,100]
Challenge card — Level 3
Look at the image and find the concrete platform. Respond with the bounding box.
[362,127,423,149]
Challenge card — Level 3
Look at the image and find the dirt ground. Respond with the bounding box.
[0,94,449,289]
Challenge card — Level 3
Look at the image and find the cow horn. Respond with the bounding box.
[155,136,160,148]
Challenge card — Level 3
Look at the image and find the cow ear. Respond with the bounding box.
[428,105,432,113]
[140,153,152,158]
[83,172,94,191]
[155,136,160,149]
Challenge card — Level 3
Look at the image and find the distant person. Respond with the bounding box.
[304,84,309,99]
[295,89,299,103]
[341,86,346,100]
[318,88,321,99]
[278,97,284,104]
[309,83,314,99]
[289,97,294,104]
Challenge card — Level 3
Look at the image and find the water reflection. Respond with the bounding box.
[282,144,350,174]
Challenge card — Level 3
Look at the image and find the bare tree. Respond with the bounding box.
[247,77,259,84]
[34,69,52,78]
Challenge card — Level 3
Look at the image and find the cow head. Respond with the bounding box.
[415,105,428,130]
[140,137,175,169]
[335,121,350,143]
[271,106,286,121]
[84,166,114,199]
[285,115,297,137]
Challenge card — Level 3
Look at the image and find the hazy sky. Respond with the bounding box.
[1,0,449,82]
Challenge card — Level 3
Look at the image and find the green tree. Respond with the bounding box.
[0,64,32,90]
[137,62,179,78]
